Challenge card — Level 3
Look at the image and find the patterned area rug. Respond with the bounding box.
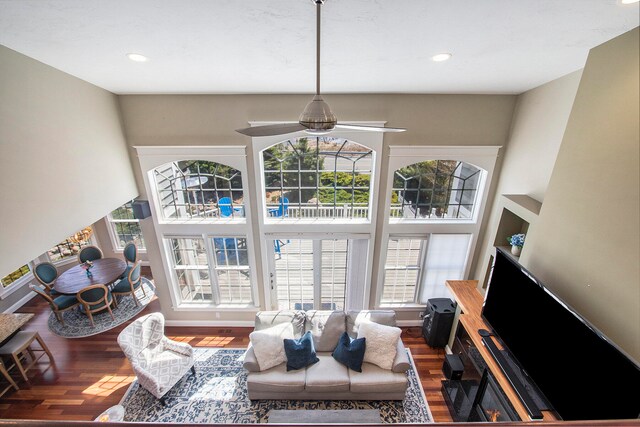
[47,278,156,338]
[119,348,433,424]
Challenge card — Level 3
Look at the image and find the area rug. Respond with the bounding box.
[47,278,156,338]
[119,348,433,424]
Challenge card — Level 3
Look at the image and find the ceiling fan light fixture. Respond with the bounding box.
[299,94,337,130]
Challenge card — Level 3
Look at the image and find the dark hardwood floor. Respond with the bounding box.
[0,269,452,423]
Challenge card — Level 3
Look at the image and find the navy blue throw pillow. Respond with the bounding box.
[283,331,319,371]
[332,331,366,372]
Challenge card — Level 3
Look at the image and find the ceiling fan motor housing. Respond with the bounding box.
[299,94,337,130]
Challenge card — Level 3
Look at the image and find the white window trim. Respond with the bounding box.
[0,267,34,299]
[250,128,385,310]
[375,145,500,307]
[104,216,148,253]
[135,146,259,310]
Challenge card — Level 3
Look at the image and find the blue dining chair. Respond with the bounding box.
[112,261,144,307]
[77,284,115,327]
[120,242,138,279]
[33,262,60,295]
[78,245,103,263]
[268,197,289,217]
[30,285,79,326]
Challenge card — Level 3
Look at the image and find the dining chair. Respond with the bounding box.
[112,261,144,307]
[76,284,115,327]
[120,241,138,279]
[33,262,60,295]
[0,331,54,382]
[78,245,104,263]
[30,285,80,326]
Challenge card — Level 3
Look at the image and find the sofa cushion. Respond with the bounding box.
[346,310,397,338]
[305,353,350,392]
[250,322,294,371]
[357,321,401,370]
[305,310,346,352]
[255,311,305,338]
[349,362,408,394]
[332,332,366,372]
[284,331,319,371]
[247,363,306,393]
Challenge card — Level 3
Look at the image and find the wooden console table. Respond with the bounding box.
[446,280,558,422]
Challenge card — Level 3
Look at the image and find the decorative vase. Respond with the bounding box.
[511,245,522,256]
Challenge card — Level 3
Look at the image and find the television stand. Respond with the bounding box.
[481,335,543,419]
[445,280,559,421]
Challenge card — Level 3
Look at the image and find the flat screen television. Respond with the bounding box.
[482,248,640,421]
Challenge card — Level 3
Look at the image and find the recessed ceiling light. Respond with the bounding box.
[126,53,148,62]
[621,0,639,4]
[432,53,452,62]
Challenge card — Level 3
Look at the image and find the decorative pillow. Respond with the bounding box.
[283,331,319,371]
[331,331,366,372]
[249,322,294,371]
[357,321,401,370]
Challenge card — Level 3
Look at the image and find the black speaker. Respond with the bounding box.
[132,199,152,219]
[443,354,464,380]
[422,298,456,348]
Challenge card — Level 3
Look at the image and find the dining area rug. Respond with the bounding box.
[47,278,156,338]
[119,348,433,424]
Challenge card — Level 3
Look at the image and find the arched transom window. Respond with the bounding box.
[262,137,374,220]
[153,160,244,220]
[390,160,482,220]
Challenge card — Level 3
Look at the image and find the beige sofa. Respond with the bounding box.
[242,310,410,400]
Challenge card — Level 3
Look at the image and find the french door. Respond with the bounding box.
[267,238,348,310]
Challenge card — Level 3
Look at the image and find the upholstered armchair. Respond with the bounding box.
[117,312,195,403]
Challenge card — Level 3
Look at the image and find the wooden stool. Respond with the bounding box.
[0,331,54,382]
[0,359,19,397]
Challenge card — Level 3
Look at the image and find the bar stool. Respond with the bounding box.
[0,359,19,397]
[0,331,54,382]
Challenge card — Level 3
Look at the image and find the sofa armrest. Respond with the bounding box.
[242,342,261,372]
[392,339,410,373]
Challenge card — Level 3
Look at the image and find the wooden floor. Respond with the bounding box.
[0,269,453,423]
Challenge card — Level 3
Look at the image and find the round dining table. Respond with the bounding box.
[54,258,126,295]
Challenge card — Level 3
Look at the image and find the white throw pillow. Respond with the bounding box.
[249,322,295,371]
[357,321,401,370]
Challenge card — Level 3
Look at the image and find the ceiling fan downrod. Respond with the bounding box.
[299,0,337,133]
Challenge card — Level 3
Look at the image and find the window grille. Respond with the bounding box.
[390,160,480,220]
[263,137,373,220]
[108,201,145,249]
[154,160,244,220]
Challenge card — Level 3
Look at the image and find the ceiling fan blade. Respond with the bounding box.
[334,124,407,133]
[236,123,307,137]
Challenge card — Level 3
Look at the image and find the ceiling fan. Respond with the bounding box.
[236,0,406,137]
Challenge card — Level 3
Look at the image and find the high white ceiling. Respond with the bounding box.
[0,0,637,94]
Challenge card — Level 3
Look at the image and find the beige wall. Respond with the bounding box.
[522,28,640,362]
[119,94,517,321]
[0,45,138,278]
[474,70,583,282]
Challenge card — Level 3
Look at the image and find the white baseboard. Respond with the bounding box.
[165,320,254,327]
[5,291,37,313]
[397,320,423,327]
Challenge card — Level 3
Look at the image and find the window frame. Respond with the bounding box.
[376,145,500,308]
[136,146,259,311]
[45,228,96,267]
[0,263,34,299]
[250,125,385,311]
[105,201,147,253]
